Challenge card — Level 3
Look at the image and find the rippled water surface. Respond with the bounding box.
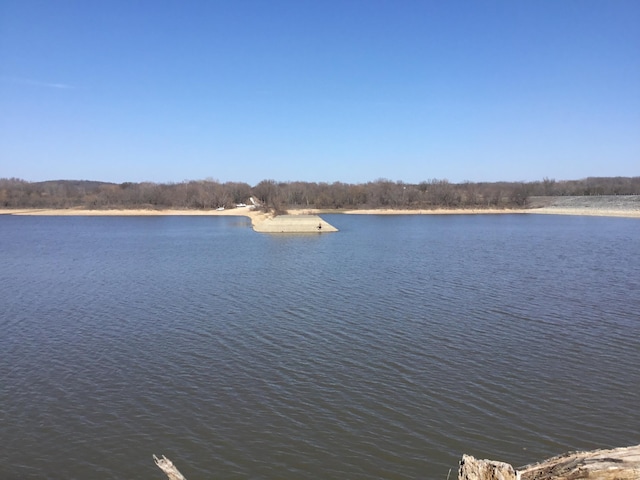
[1,214,639,479]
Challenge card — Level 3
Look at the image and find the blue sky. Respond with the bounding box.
[1,1,638,185]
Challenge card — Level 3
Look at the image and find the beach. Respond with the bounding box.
[2,208,638,219]
[2,196,639,222]
[1,207,639,219]
[0,207,270,228]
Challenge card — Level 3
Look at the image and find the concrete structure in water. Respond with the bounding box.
[253,214,338,233]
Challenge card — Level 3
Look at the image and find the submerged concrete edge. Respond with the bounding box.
[252,214,338,233]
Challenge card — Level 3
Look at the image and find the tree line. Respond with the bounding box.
[1,176,639,211]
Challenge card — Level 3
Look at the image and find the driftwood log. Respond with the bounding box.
[459,445,640,480]
[459,454,519,480]
[153,454,186,480]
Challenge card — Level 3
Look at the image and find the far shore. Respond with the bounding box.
[0,206,270,228]
[1,205,639,220]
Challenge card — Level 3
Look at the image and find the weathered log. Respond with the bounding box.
[153,454,186,480]
[518,444,640,480]
[459,454,520,480]
[459,445,640,480]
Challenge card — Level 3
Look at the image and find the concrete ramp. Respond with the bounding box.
[253,215,338,233]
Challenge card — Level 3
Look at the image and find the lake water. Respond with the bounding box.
[1,214,638,479]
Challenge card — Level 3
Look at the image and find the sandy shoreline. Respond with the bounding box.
[1,205,639,219]
[0,207,262,217]
[0,207,271,227]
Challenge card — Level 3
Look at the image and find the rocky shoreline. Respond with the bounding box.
[526,195,640,217]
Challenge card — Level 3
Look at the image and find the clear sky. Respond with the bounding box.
[1,1,638,186]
